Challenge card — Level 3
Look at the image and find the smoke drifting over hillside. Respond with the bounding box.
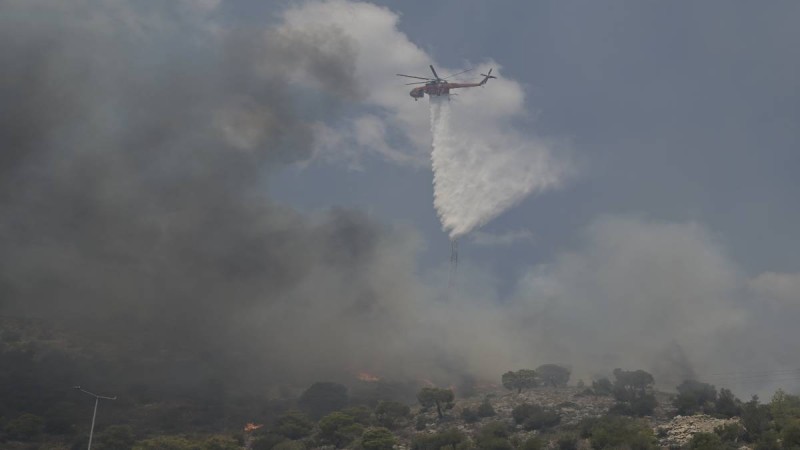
[1,0,799,399]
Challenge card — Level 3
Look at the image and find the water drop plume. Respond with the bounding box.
[429,95,565,239]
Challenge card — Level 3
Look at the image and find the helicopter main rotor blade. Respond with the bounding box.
[443,67,475,80]
[396,74,433,80]
[429,65,441,80]
[405,81,428,85]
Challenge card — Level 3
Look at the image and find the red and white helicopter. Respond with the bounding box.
[397,65,496,100]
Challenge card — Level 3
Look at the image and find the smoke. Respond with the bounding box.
[429,95,567,239]
[2,0,798,401]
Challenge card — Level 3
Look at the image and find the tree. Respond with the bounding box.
[375,400,410,429]
[318,412,364,448]
[360,427,397,450]
[275,411,314,440]
[610,369,657,417]
[417,387,454,419]
[674,380,717,415]
[715,388,741,418]
[591,378,613,396]
[536,364,571,387]
[501,369,537,394]
[612,369,654,401]
[298,382,348,419]
[741,396,771,443]
[769,389,800,432]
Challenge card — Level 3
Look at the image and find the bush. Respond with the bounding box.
[511,403,561,430]
[298,382,348,420]
[96,425,135,450]
[520,436,545,450]
[714,423,744,443]
[360,427,397,450]
[475,422,511,450]
[477,399,496,417]
[674,380,717,415]
[556,434,578,450]
[689,432,724,450]
[460,407,479,423]
[251,433,286,450]
[4,413,44,441]
[609,394,657,417]
[411,428,464,450]
[318,412,364,448]
[274,411,314,440]
[587,416,657,449]
[375,400,410,429]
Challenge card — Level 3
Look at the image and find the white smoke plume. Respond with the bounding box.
[430,95,567,238]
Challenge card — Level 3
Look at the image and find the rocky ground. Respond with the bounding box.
[393,386,743,449]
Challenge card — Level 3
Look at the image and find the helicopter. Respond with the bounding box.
[397,65,496,100]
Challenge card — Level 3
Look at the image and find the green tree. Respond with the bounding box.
[674,380,717,415]
[741,396,772,442]
[769,389,800,431]
[96,425,135,450]
[361,427,397,450]
[275,411,314,440]
[375,400,410,429]
[299,382,348,419]
[535,364,571,387]
[715,388,741,418]
[318,412,364,448]
[501,369,537,394]
[591,378,613,396]
[612,368,654,402]
[417,387,454,419]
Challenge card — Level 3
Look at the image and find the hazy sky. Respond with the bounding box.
[1,0,798,397]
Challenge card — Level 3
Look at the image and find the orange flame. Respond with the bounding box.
[357,371,380,382]
[244,423,264,433]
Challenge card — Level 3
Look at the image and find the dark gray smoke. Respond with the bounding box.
[0,1,425,390]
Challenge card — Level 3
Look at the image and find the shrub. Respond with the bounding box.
[460,407,479,423]
[361,427,397,450]
[587,416,656,449]
[4,413,44,441]
[689,432,724,450]
[477,399,496,417]
[511,403,560,430]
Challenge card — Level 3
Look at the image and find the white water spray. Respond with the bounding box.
[429,94,565,240]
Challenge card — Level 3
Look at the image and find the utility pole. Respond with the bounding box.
[74,386,116,450]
